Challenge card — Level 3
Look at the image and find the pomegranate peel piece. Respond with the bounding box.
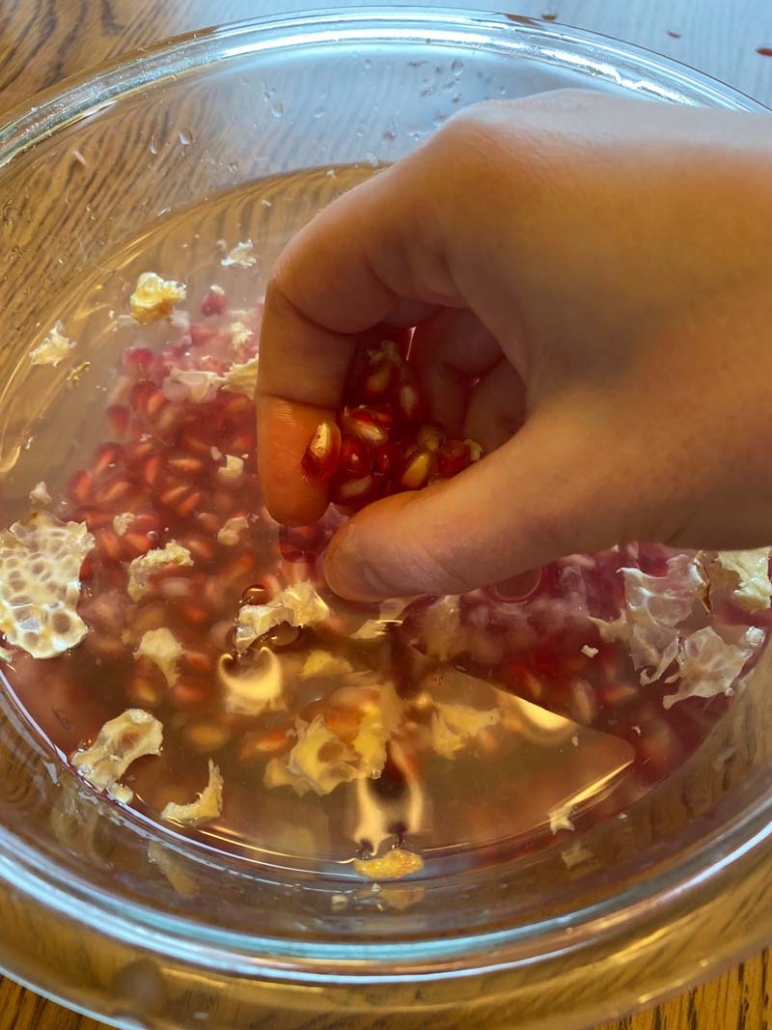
[160,759,224,827]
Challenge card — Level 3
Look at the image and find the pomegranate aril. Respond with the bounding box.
[371,441,402,480]
[106,404,132,440]
[169,680,209,711]
[437,440,472,478]
[184,534,218,563]
[341,407,390,447]
[399,450,436,491]
[188,324,220,349]
[130,380,165,419]
[122,347,156,379]
[219,553,257,590]
[239,726,293,763]
[301,419,342,480]
[339,434,371,478]
[361,358,396,400]
[333,474,376,503]
[167,454,207,477]
[180,604,211,629]
[200,286,227,318]
[196,512,222,536]
[94,528,125,565]
[415,423,446,453]
[76,506,115,531]
[176,489,203,519]
[139,453,164,490]
[279,524,326,563]
[184,721,232,753]
[181,649,216,676]
[152,401,183,438]
[159,482,192,511]
[95,476,133,507]
[178,429,215,458]
[396,366,423,422]
[68,469,94,506]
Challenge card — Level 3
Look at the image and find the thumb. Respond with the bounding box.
[323,401,652,601]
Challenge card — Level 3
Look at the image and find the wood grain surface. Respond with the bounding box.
[0,1,771,1029]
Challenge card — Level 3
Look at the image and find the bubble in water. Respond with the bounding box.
[363,58,372,70]
[365,152,379,168]
[313,106,325,119]
[452,59,464,76]
[148,134,159,155]
[227,161,239,174]
[270,100,284,119]
[178,128,193,146]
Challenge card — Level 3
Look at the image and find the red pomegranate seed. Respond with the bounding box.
[239,726,293,762]
[76,506,115,531]
[159,482,192,511]
[178,429,215,458]
[140,454,164,490]
[279,524,326,562]
[152,401,183,438]
[202,577,227,614]
[399,450,436,491]
[169,680,209,711]
[123,528,158,559]
[196,511,222,535]
[219,392,254,423]
[200,286,228,317]
[158,577,195,601]
[95,476,133,507]
[129,380,164,418]
[106,404,132,440]
[371,441,402,479]
[569,680,598,726]
[92,442,125,479]
[341,407,390,447]
[85,634,128,661]
[94,528,125,566]
[184,534,218,563]
[68,469,94,506]
[176,489,204,519]
[301,419,342,480]
[225,431,255,455]
[167,454,207,477]
[415,423,446,453]
[125,671,165,709]
[220,552,257,590]
[122,346,156,379]
[339,434,371,478]
[598,682,639,708]
[181,649,216,675]
[188,324,221,349]
[125,438,156,467]
[436,441,470,477]
[180,604,211,629]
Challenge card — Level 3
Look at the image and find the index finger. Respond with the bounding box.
[256,156,461,526]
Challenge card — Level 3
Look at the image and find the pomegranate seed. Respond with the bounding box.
[224,431,255,455]
[94,528,125,565]
[176,489,204,519]
[301,419,342,480]
[181,649,216,676]
[152,401,183,438]
[68,469,94,506]
[437,440,472,478]
[278,524,326,562]
[130,380,165,419]
[239,726,293,762]
[219,553,257,590]
[202,577,227,614]
[399,450,435,490]
[139,454,163,490]
[129,602,168,636]
[123,527,158,559]
[180,604,211,629]
[361,358,396,400]
[184,534,218,563]
[178,429,215,458]
[196,511,222,535]
[169,680,209,711]
[95,476,133,507]
[183,721,232,753]
[334,474,376,503]
[122,347,156,379]
[339,435,371,478]
[219,392,254,423]
[125,667,166,708]
[371,441,402,480]
[76,506,115,531]
[213,491,237,517]
[200,286,227,317]
[341,407,390,447]
[396,366,423,422]
[125,438,156,467]
[415,423,446,453]
[598,682,639,708]
[106,404,132,440]
[569,680,598,726]
[188,324,220,349]
[85,634,128,661]
[159,482,192,511]
[167,454,207,477]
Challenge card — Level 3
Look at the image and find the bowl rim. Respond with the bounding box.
[0,2,770,995]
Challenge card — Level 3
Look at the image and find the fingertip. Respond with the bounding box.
[257,397,331,527]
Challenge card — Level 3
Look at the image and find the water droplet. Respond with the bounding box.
[227,161,239,174]
[178,128,193,146]
[365,152,379,168]
[451,59,464,76]
[363,58,372,70]
[148,134,159,155]
[313,106,325,119]
[270,100,284,119]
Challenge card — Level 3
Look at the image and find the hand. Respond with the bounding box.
[256,90,772,601]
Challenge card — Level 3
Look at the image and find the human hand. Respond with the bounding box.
[256,90,772,601]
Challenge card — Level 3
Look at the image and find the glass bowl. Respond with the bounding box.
[0,8,770,1030]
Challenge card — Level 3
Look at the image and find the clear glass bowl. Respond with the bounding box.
[0,8,770,1030]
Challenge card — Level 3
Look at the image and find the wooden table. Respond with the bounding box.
[1,1,771,1028]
